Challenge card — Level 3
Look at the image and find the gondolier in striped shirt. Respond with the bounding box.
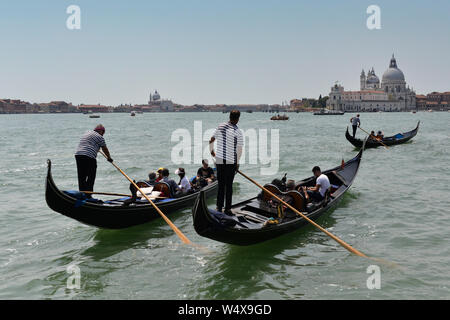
[350,114,361,138]
[209,110,244,215]
[75,124,113,196]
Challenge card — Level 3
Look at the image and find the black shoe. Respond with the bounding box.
[215,207,223,212]
[224,209,233,216]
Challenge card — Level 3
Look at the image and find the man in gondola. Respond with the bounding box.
[192,159,215,188]
[376,130,384,140]
[161,168,181,197]
[209,110,244,215]
[350,114,361,138]
[301,166,330,203]
[368,130,377,142]
[75,124,113,197]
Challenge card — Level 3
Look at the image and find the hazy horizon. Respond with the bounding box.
[1,0,449,106]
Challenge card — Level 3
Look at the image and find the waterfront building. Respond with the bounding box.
[148,90,174,111]
[327,55,417,112]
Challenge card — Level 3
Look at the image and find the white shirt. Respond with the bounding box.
[351,117,360,126]
[179,176,192,192]
[316,174,331,197]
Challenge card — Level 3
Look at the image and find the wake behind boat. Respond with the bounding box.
[45,160,218,229]
[192,147,364,246]
[346,121,420,149]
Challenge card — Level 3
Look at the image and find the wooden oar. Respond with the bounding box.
[99,151,192,245]
[81,191,167,199]
[237,170,368,258]
[358,127,389,149]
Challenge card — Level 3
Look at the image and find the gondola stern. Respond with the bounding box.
[345,126,363,149]
[45,159,55,196]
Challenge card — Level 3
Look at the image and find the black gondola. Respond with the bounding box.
[45,160,218,229]
[192,147,364,246]
[345,121,420,149]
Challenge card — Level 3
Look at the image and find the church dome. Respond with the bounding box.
[152,90,160,101]
[365,68,380,85]
[382,68,405,81]
[366,74,380,84]
[382,54,405,82]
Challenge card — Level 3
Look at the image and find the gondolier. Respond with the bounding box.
[350,114,361,138]
[209,110,244,215]
[74,124,113,196]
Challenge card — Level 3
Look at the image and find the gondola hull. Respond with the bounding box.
[45,160,218,229]
[346,121,419,149]
[192,147,364,246]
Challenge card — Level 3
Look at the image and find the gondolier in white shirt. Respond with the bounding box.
[350,114,361,138]
[209,110,244,215]
[75,124,113,197]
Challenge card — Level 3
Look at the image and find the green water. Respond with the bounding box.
[0,112,449,299]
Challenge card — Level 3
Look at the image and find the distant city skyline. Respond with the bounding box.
[1,0,449,106]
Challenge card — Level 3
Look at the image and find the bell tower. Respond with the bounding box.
[360,69,366,90]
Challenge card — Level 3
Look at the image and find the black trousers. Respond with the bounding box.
[216,162,237,211]
[75,155,97,194]
[352,125,358,138]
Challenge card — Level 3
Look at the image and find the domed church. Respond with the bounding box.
[328,54,416,112]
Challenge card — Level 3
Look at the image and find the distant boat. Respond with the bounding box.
[131,111,136,116]
[271,114,289,121]
[89,115,100,118]
[412,111,417,114]
[313,109,345,115]
[246,110,253,113]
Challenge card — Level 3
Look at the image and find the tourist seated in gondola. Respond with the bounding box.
[375,131,384,140]
[261,179,305,220]
[286,179,296,191]
[301,166,330,203]
[192,159,215,188]
[156,167,164,182]
[368,130,377,141]
[175,167,192,195]
[146,172,157,186]
[161,168,181,197]
[276,180,297,214]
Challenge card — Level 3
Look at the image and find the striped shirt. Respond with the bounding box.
[75,130,106,159]
[213,122,244,164]
[351,117,360,126]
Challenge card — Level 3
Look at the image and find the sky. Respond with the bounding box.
[0,0,449,106]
